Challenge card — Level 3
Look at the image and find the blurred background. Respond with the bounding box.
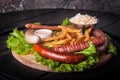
[0,0,120,14]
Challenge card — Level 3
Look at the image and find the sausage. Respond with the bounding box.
[93,28,108,53]
[33,44,85,64]
[54,36,104,53]
[25,23,61,30]
[92,28,108,53]
[53,28,106,53]
[54,41,89,53]
[25,29,41,44]
[97,38,108,53]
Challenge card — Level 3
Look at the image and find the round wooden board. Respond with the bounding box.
[12,51,112,72]
[12,52,54,72]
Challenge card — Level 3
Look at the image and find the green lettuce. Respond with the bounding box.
[107,43,117,55]
[34,22,41,25]
[6,28,32,55]
[75,42,98,56]
[61,18,70,26]
[106,34,117,55]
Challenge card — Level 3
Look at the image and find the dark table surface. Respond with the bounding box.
[0,9,120,80]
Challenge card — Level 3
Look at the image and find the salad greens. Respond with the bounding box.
[6,28,117,72]
[75,42,98,56]
[61,18,70,26]
[34,22,41,25]
[6,28,32,55]
[106,34,117,55]
[107,43,117,55]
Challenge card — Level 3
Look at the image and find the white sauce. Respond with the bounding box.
[34,29,52,39]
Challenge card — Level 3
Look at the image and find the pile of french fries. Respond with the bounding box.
[41,26,92,48]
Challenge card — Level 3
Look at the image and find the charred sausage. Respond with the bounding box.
[53,28,106,53]
[33,44,85,64]
[54,36,105,53]
[97,38,108,53]
[93,28,108,53]
[54,41,89,53]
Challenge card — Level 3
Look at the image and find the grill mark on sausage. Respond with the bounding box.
[33,44,85,64]
[53,28,106,53]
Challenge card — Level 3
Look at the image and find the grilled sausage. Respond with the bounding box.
[93,28,108,53]
[25,23,61,30]
[53,28,106,53]
[33,44,85,64]
[97,38,108,53]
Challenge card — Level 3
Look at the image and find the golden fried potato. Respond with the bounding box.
[41,26,93,48]
[84,28,92,41]
[43,39,70,48]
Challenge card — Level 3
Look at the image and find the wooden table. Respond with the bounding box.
[0,9,120,80]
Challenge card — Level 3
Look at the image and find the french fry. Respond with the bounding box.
[70,39,76,45]
[66,33,72,40]
[62,28,81,33]
[74,35,85,43]
[58,26,81,33]
[42,37,55,42]
[41,26,93,48]
[69,32,77,38]
[43,39,70,47]
[84,28,92,41]
[42,31,66,42]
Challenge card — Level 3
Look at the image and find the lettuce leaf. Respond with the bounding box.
[107,43,117,55]
[6,28,32,55]
[34,22,41,25]
[61,18,70,26]
[75,42,98,56]
[106,34,117,55]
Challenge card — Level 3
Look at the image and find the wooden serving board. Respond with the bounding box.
[12,52,54,72]
[12,51,112,72]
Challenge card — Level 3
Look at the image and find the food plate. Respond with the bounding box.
[12,51,112,72]
[6,13,117,72]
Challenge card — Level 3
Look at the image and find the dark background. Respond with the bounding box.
[0,0,120,14]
